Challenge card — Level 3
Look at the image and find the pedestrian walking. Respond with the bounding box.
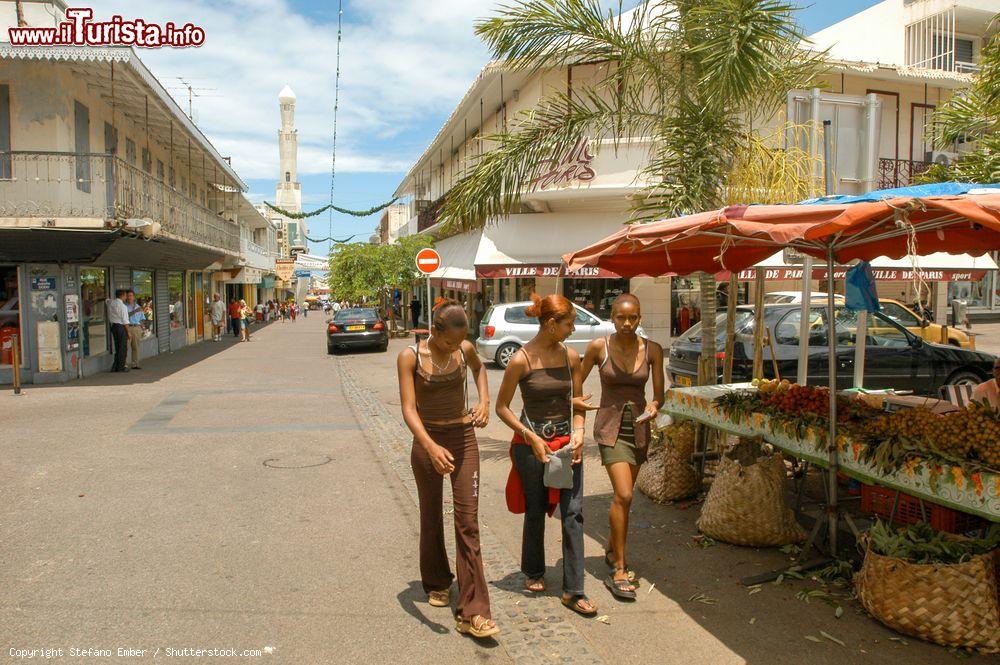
[105,289,130,373]
[228,299,241,338]
[410,296,422,329]
[576,294,664,601]
[495,294,594,616]
[302,303,308,318]
[290,302,297,322]
[279,302,287,322]
[210,294,226,341]
[239,299,252,342]
[397,300,498,639]
[124,289,144,369]
[255,302,264,322]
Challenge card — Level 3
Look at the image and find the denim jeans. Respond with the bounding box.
[512,443,585,595]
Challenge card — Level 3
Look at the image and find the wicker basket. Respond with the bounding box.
[696,438,806,547]
[637,421,701,503]
[855,538,1000,653]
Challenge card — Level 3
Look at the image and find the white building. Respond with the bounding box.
[266,85,308,257]
[392,0,1000,348]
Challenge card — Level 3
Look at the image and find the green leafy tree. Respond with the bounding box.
[327,235,432,307]
[438,0,822,383]
[920,15,1000,184]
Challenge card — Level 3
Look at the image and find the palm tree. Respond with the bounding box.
[439,0,823,384]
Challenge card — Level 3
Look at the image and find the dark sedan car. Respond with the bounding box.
[667,304,996,396]
[326,308,389,354]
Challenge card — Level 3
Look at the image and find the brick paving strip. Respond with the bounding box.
[336,358,607,665]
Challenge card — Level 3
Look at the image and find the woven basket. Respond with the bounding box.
[637,421,701,503]
[696,438,806,547]
[855,539,1000,653]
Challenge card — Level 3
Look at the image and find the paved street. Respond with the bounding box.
[1,316,994,664]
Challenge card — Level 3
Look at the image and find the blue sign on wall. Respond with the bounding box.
[31,277,57,291]
[293,270,311,278]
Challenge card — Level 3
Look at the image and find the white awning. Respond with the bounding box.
[428,230,482,282]
[746,251,998,282]
[476,212,627,266]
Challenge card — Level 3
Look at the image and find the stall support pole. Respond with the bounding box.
[825,246,840,555]
[11,334,22,396]
[723,274,737,383]
[853,311,868,389]
[752,269,766,379]
[797,256,813,385]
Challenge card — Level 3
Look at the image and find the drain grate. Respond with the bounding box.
[262,455,333,469]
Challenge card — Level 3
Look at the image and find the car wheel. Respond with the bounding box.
[327,343,335,355]
[948,339,962,347]
[379,340,389,352]
[496,342,520,369]
[946,369,982,386]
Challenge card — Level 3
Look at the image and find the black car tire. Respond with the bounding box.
[496,342,520,369]
[945,369,984,386]
[379,340,389,352]
[327,343,336,355]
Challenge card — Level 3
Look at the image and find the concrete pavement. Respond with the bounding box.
[1,315,993,663]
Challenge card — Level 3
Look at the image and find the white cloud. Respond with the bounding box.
[88,0,496,180]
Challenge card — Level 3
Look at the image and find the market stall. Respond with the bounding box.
[564,187,1000,553]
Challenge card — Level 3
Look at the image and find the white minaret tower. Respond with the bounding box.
[276,85,302,213]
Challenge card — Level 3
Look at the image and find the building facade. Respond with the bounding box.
[392,0,1000,345]
[0,1,275,383]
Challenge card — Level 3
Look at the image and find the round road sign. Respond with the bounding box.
[415,248,441,275]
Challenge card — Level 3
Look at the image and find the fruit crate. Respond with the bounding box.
[859,483,987,534]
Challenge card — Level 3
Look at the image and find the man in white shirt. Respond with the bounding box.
[210,293,226,341]
[972,357,1000,409]
[105,289,130,372]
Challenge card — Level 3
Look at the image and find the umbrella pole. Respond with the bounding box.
[825,246,839,555]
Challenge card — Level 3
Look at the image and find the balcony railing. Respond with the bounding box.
[0,151,240,255]
[241,237,276,271]
[877,157,932,190]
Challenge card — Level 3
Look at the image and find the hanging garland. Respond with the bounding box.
[305,233,357,243]
[263,198,398,220]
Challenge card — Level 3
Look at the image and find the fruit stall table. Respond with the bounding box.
[661,384,1000,522]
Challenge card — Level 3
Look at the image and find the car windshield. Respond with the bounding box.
[763,294,795,304]
[679,311,754,345]
[334,308,377,321]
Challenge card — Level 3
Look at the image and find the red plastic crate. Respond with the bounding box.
[859,483,987,535]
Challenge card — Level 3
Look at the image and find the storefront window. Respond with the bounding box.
[563,278,630,319]
[168,272,184,329]
[80,268,108,358]
[671,277,702,336]
[0,266,21,366]
[131,269,154,339]
[515,278,535,301]
[949,280,990,309]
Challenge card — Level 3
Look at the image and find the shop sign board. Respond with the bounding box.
[275,259,296,282]
[432,279,477,293]
[65,294,80,351]
[476,264,622,279]
[31,277,57,291]
[731,267,989,282]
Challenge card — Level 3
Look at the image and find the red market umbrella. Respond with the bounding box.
[564,192,1000,554]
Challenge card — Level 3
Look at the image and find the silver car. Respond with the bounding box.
[476,301,644,368]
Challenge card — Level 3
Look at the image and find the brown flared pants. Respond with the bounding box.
[411,422,491,620]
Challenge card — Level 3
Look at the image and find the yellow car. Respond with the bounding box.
[874,299,971,348]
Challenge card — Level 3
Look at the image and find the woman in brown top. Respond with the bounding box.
[496,294,595,617]
[578,294,664,601]
[397,301,498,639]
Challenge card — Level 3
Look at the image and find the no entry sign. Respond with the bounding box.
[415,248,441,275]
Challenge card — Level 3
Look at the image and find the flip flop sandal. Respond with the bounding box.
[428,590,450,607]
[604,553,637,584]
[561,594,598,616]
[605,573,637,601]
[525,578,546,593]
[456,615,500,639]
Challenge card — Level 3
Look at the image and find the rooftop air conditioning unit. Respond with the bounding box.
[926,150,959,166]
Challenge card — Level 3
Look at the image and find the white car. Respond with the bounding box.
[476,301,645,368]
[762,291,845,305]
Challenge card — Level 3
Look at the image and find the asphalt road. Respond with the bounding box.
[0,315,993,664]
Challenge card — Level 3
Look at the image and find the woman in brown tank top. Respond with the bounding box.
[496,294,596,617]
[397,301,498,639]
[578,294,664,601]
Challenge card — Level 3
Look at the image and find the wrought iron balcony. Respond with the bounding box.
[876,157,932,190]
[0,151,240,254]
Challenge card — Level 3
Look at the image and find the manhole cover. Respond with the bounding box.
[263,455,333,469]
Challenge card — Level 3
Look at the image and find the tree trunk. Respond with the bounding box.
[15,1,26,27]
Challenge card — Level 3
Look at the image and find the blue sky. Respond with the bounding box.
[93,1,884,256]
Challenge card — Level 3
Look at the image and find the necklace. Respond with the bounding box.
[426,337,454,372]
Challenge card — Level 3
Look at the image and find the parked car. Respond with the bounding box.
[761,292,970,348]
[326,307,388,354]
[476,301,645,368]
[666,304,995,396]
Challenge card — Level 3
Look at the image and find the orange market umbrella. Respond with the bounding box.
[564,191,1000,555]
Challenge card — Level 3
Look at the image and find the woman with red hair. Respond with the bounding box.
[495,293,596,617]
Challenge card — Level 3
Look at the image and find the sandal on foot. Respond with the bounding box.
[561,594,598,616]
[428,590,450,607]
[605,572,637,601]
[456,615,500,639]
[525,578,546,593]
[604,552,637,584]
